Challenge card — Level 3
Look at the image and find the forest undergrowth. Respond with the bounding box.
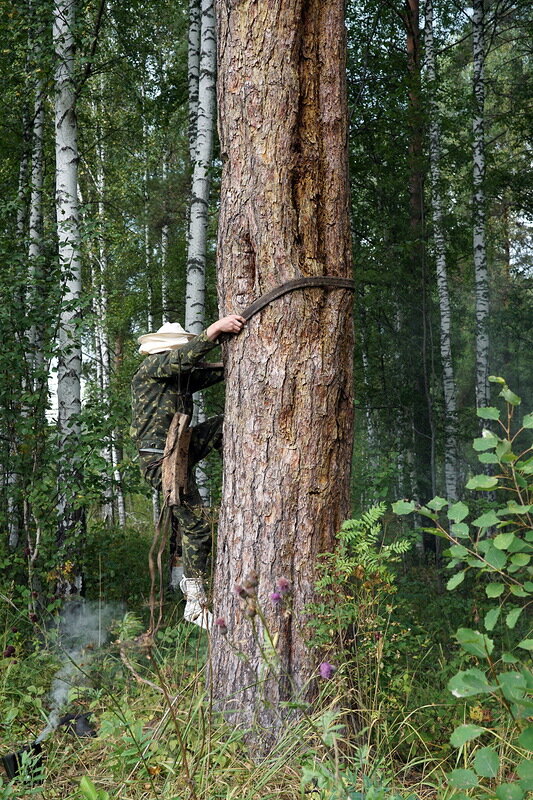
[0,384,531,799]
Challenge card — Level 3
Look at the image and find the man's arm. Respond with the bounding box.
[154,315,246,378]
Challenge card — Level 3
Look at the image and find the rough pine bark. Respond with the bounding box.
[426,0,459,502]
[211,0,354,744]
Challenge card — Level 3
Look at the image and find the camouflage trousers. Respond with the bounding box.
[139,414,223,583]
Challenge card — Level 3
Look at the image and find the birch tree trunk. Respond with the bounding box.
[54,0,84,583]
[426,0,459,502]
[188,0,201,163]
[185,0,216,503]
[472,0,490,410]
[28,80,46,378]
[404,0,434,510]
[211,0,354,745]
[185,0,216,336]
[93,126,116,524]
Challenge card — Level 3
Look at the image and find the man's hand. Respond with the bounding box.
[206,315,246,341]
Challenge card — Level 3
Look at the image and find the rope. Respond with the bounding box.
[240,276,355,322]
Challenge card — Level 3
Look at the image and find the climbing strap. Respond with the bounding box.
[239,276,355,321]
[162,412,191,507]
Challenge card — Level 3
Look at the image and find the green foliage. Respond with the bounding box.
[394,382,532,798]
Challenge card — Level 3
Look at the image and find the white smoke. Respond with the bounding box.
[35,599,124,743]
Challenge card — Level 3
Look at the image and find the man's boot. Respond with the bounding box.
[179,577,212,630]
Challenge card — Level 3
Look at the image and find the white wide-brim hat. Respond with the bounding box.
[138,322,195,355]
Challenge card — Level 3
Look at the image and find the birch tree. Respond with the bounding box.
[54,0,84,584]
[472,0,490,410]
[211,0,354,744]
[425,0,459,502]
[184,0,216,503]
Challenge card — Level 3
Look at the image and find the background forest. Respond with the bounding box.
[0,0,532,798]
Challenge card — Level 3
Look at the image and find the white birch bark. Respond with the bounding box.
[7,129,31,550]
[161,159,170,322]
[472,0,490,410]
[185,0,216,503]
[185,0,215,337]
[54,0,83,566]
[188,0,201,163]
[28,80,46,378]
[426,0,459,501]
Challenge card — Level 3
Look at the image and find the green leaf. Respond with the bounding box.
[513,698,533,720]
[495,783,523,800]
[427,496,448,511]
[522,412,533,429]
[456,628,494,658]
[500,386,521,406]
[499,671,527,702]
[447,571,466,591]
[417,506,439,521]
[506,607,524,629]
[501,652,519,664]
[477,406,501,420]
[496,439,513,460]
[478,452,499,464]
[517,639,533,651]
[488,376,506,384]
[484,545,507,570]
[79,777,99,800]
[494,532,516,550]
[449,544,469,558]
[510,553,530,567]
[473,746,500,778]
[392,500,416,515]
[466,474,499,490]
[473,434,499,451]
[472,510,500,527]
[484,607,501,631]
[448,668,495,698]
[517,759,533,791]
[451,522,470,538]
[517,726,533,750]
[510,585,529,597]
[486,582,505,597]
[447,769,479,789]
[448,501,469,523]
[502,502,532,514]
[450,724,485,747]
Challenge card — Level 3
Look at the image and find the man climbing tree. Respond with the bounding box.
[131,315,245,628]
[211,0,355,744]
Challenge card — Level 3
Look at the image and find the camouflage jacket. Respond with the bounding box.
[130,331,224,451]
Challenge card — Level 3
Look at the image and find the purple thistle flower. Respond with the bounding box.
[276,577,291,595]
[215,617,228,635]
[270,591,282,604]
[243,570,259,589]
[319,662,336,680]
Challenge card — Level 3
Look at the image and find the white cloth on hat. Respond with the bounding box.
[138,322,195,355]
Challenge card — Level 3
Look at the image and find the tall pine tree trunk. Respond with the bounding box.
[54,0,84,586]
[211,0,354,746]
[426,0,459,501]
[472,0,490,409]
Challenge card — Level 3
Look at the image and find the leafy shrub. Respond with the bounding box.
[394,378,532,799]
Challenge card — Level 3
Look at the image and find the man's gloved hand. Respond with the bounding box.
[206,314,246,341]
